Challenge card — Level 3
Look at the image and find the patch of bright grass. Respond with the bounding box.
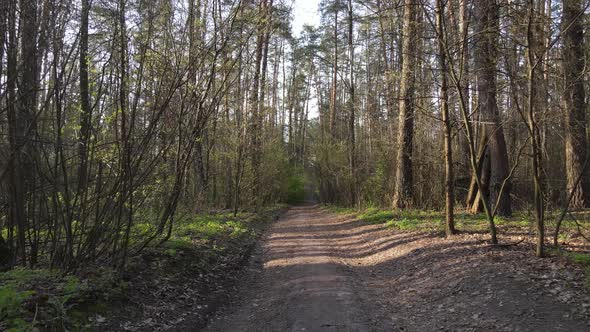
[359,210,394,224]
[0,284,33,331]
[325,205,551,233]
[569,252,590,265]
[173,215,253,241]
[0,268,96,331]
[388,217,441,231]
[164,237,193,250]
[323,205,356,215]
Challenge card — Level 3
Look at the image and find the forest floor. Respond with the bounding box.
[203,204,590,332]
[5,204,590,331]
[0,206,288,331]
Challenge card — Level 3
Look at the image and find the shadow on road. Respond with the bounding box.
[204,205,590,332]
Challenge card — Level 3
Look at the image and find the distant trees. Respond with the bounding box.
[0,0,297,270]
[2,0,590,271]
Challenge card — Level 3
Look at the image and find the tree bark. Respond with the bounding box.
[473,0,511,216]
[436,0,455,235]
[458,0,471,179]
[14,0,39,265]
[330,0,339,141]
[78,0,92,219]
[526,0,544,257]
[0,0,6,83]
[563,0,588,209]
[5,0,18,266]
[249,0,267,207]
[392,0,417,209]
[347,0,356,206]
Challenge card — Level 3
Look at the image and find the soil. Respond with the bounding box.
[204,204,590,332]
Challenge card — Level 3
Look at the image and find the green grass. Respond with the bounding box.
[170,213,255,243]
[322,205,356,215]
[0,204,288,331]
[0,267,97,331]
[564,251,590,265]
[357,208,395,224]
[322,205,559,233]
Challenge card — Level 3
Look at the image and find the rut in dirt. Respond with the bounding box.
[203,205,391,331]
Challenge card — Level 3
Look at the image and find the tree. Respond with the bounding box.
[525,0,545,257]
[563,0,588,210]
[250,0,268,208]
[435,0,455,235]
[14,0,39,266]
[347,0,357,205]
[330,0,340,141]
[472,0,511,217]
[392,0,418,209]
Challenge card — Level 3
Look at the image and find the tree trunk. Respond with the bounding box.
[249,0,267,207]
[0,0,6,84]
[13,0,39,265]
[526,0,544,257]
[259,0,273,129]
[330,0,339,141]
[78,0,91,223]
[563,0,588,209]
[458,0,471,178]
[347,0,356,206]
[392,0,417,209]
[473,0,511,217]
[436,0,455,235]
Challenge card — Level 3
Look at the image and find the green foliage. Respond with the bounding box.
[322,205,356,215]
[48,276,88,329]
[287,173,305,204]
[357,208,394,224]
[0,267,55,285]
[0,285,34,331]
[165,237,194,250]
[312,142,351,204]
[259,137,292,204]
[326,206,545,233]
[164,248,178,256]
[171,214,254,243]
[569,252,590,265]
[0,267,107,330]
[0,205,286,330]
[359,160,388,206]
[391,217,429,231]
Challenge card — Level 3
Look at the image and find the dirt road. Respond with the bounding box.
[204,205,590,332]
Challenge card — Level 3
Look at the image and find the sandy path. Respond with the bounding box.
[204,205,590,332]
[203,205,390,332]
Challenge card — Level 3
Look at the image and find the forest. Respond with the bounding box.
[2,0,590,330]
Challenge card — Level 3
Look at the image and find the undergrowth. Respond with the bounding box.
[0,204,287,331]
[0,267,122,331]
